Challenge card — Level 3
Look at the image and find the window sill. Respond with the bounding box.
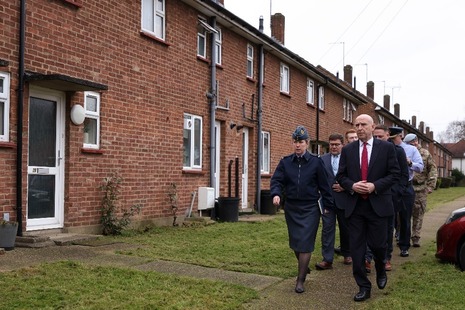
[246,76,256,83]
[62,0,82,8]
[197,56,210,64]
[140,31,171,47]
[81,148,105,154]
[182,169,206,176]
[280,91,291,98]
[0,141,16,149]
[215,63,224,70]
[261,173,272,178]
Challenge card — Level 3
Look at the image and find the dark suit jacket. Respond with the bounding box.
[321,153,346,210]
[336,138,400,218]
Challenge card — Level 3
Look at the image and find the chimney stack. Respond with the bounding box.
[271,13,285,44]
[344,65,353,86]
[394,103,400,117]
[383,95,390,111]
[419,121,425,133]
[259,16,264,32]
[217,0,224,5]
[412,116,417,128]
[367,81,374,99]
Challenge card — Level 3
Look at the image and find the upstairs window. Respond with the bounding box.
[280,63,290,94]
[306,78,314,105]
[197,25,207,58]
[183,113,202,169]
[0,72,10,142]
[197,19,218,60]
[214,27,222,65]
[318,86,325,110]
[343,99,356,123]
[141,0,165,40]
[247,44,254,78]
[83,91,100,149]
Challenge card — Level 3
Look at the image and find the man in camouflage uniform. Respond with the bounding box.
[403,133,438,247]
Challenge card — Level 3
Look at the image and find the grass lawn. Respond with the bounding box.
[1,187,464,309]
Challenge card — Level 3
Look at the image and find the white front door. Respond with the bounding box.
[214,121,221,198]
[241,128,249,209]
[26,87,65,230]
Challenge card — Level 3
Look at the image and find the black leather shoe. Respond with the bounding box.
[400,250,409,257]
[377,274,388,289]
[354,290,371,302]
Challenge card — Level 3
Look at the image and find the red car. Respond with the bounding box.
[436,207,465,271]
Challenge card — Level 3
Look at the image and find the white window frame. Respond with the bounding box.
[215,27,222,65]
[141,0,165,40]
[261,131,270,174]
[378,114,385,124]
[0,72,10,142]
[83,91,100,149]
[280,63,290,94]
[247,44,254,78]
[318,86,325,110]
[183,113,203,169]
[306,78,314,105]
[343,99,356,123]
[197,25,207,58]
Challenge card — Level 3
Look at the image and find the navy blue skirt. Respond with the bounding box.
[284,200,321,253]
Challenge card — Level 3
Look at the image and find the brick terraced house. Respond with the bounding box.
[0,0,451,235]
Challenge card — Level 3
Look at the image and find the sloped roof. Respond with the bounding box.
[443,139,465,158]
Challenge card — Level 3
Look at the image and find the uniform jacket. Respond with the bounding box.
[271,151,335,210]
[336,138,400,218]
[413,146,438,192]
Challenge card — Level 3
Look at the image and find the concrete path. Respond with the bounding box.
[1,195,464,309]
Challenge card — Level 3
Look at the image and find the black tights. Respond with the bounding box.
[294,251,311,290]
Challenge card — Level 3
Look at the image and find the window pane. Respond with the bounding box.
[247,60,253,77]
[183,115,192,167]
[0,78,3,93]
[155,15,164,38]
[29,97,56,167]
[198,35,205,56]
[28,175,55,218]
[263,133,269,171]
[86,95,97,112]
[84,118,97,144]
[194,118,201,166]
[0,101,4,135]
[142,0,154,32]
[156,0,164,11]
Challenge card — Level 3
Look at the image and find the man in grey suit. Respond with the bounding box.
[336,114,400,302]
[316,133,352,270]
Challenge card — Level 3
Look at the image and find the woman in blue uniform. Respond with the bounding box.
[271,125,335,293]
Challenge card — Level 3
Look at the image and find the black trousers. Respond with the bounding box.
[348,198,388,290]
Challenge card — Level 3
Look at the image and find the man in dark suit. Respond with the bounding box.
[316,133,351,270]
[336,114,400,302]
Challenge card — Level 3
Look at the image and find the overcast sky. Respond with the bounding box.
[225,0,465,137]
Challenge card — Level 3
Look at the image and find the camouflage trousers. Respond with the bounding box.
[411,189,427,243]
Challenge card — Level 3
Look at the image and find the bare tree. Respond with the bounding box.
[439,120,465,143]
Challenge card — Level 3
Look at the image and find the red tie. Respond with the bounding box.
[361,142,368,199]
